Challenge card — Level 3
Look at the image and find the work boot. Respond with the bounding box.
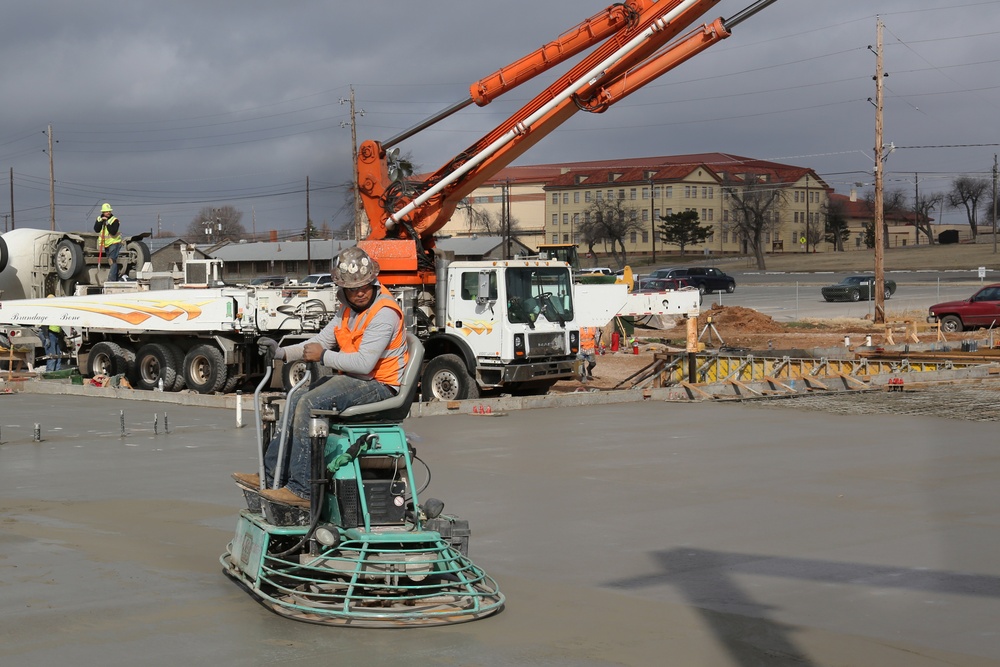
[231,472,261,490]
[260,486,309,508]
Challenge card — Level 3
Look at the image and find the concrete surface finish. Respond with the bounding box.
[1,393,998,667]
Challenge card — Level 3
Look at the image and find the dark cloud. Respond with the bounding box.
[2,0,997,235]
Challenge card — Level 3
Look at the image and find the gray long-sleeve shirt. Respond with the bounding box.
[282,291,401,381]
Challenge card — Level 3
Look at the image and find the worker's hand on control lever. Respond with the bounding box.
[257,337,283,361]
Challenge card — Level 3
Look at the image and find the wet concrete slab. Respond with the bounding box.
[1,393,998,667]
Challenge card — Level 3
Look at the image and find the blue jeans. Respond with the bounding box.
[106,243,122,282]
[263,374,395,498]
[43,329,62,371]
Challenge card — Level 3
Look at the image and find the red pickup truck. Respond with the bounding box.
[927,284,1000,333]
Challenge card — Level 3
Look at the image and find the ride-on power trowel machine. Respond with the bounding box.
[221,335,504,626]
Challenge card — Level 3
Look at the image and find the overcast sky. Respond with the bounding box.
[2,0,998,238]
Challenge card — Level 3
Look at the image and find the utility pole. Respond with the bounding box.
[872,18,886,324]
[914,173,919,246]
[805,176,810,252]
[47,124,55,231]
[306,175,312,274]
[993,155,998,254]
[8,167,14,230]
[341,86,365,241]
[649,176,657,264]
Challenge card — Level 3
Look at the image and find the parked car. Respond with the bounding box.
[299,273,333,286]
[927,283,1000,333]
[647,266,735,294]
[821,275,896,302]
[579,267,614,276]
[249,275,289,288]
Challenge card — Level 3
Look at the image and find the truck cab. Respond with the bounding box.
[413,259,578,401]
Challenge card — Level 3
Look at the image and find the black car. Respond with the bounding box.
[821,275,896,302]
[647,266,735,294]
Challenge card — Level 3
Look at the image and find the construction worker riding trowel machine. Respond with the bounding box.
[220,331,504,626]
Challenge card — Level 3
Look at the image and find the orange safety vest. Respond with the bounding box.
[334,286,409,386]
[580,327,597,353]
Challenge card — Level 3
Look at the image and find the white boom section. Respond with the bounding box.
[0,287,338,333]
[573,283,700,328]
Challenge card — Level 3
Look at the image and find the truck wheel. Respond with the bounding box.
[120,240,152,277]
[183,343,227,394]
[0,235,8,273]
[134,343,181,391]
[164,343,186,390]
[223,368,243,393]
[940,315,963,333]
[87,341,130,378]
[55,239,85,280]
[59,278,77,297]
[726,283,735,294]
[421,354,479,402]
[281,359,310,392]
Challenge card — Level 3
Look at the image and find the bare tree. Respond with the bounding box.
[722,171,785,270]
[863,188,907,249]
[475,210,525,257]
[947,175,990,241]
[822,198,850,251]
[913,192,943,245]
[580,196,644,268]
[186,206,246,243]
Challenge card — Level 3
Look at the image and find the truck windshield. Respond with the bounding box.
[505,267,574,326]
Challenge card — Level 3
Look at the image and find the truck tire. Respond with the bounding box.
[940,315,963,333]
[421,353,479,402]
[87,341,130,378]
[183,343,227,394]
[119,240,152,277]
[281,359,310,392]
[134,343,181,391]
[164,343,187,390]
[55,239,85,280]
[726,282,735,294]
[0,235,8,273]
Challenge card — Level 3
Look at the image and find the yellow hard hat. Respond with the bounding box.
[101,203,113,213]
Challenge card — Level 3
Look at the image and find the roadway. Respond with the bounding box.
[692,269,989,323]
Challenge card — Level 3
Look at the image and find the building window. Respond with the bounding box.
[684,186,691,198]
[563,233,570,243]
[563,213,569,225]
[572,232,580,243]
[573,213,579,225]
[607,189,614,200]
[643,187,650,200]
[630,188,637,200]
[642,209,649,222]
[585,191,592,203]
[665,186,672,198]
[641,231,648,243]
[552,193,559,204]
[552,214,558,227]
[595,191,603,201]
[723,231,729,244]
[618,189,626,200]
[552,234,558,243]
[665,208,673,216]
[563,193,569,205]
[653,208,660,219]
[573,191,580,204]
[629,231,637,243]
[584,211,591,223]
